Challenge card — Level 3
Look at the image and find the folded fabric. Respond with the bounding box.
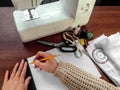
[86,32,120,86]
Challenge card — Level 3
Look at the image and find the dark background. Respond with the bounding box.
[0,0,120,7]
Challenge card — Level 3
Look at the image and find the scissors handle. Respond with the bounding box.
[58,45,77,52]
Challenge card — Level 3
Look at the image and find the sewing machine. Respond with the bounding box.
[12,0,96,42]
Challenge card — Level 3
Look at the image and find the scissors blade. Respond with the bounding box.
[37,40,57,47]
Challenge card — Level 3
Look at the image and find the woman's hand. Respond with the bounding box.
[2,60,31,90]
[34,51,58,73]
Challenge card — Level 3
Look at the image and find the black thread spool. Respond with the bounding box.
[78,29,88,39]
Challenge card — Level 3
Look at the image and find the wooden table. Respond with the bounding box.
[0,6,120,88]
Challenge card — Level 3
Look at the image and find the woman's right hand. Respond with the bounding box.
[33,51,58,73]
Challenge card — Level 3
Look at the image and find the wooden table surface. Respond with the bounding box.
[0,6,120,88]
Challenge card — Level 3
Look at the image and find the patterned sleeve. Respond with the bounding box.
[54,61,120,90]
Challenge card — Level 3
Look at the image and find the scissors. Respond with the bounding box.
[37,40,77,52]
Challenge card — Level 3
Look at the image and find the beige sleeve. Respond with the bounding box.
[54,61,120,90]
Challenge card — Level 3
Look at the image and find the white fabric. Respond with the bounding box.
[86,32,120,86]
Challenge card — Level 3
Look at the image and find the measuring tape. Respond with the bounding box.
[92,49,109,64]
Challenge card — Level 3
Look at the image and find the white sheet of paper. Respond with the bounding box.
[27,48,101,90]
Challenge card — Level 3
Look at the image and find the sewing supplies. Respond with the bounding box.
[78,28,93,40]
[79,38,88,47]
[74,25,81,35]
[87,32,93,40]
[37,40,77,52]
[92,49,108,64]
[62,30,83,57]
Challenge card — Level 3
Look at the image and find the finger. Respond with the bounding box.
[15,59,24,77]
[25,76,31,89]
[10,63,19,79]
[3,70,9,84]
[20,62,27,79]
[34,51,50,61]
[34,60,44,69]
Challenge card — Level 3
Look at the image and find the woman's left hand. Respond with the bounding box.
[2,59,31,90]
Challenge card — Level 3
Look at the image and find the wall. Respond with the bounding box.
[0,0,120,7]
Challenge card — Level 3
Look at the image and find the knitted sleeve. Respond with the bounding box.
[54,61,120,90]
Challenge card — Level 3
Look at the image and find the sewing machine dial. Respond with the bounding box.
[92,49,108,64]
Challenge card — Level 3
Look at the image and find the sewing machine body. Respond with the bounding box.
[13,0,96,42]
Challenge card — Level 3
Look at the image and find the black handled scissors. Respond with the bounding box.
[37,40,77,52]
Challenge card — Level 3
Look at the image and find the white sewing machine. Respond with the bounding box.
[12,0,96,42]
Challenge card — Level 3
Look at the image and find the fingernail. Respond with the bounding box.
[21,59,24,63]
[6,70,9,73]
[34,65,37,68]
[16,62,18,65]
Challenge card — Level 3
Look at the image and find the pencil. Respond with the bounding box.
[30,54,59,64]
